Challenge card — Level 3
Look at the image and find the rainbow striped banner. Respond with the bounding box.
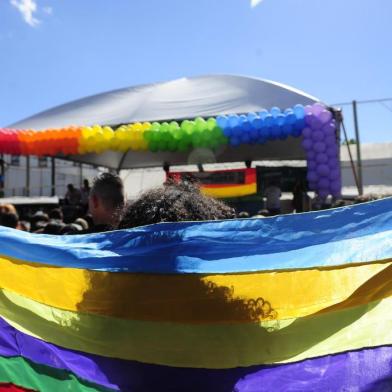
[0,198,391,391]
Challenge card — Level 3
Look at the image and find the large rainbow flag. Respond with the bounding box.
[0,198,391,391]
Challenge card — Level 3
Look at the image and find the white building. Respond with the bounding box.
[0,155,99,198]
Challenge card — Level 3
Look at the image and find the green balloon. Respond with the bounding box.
[178,140,188,152]
[143,130,152,141]
[160,122,170,133]
[207,118,216,131]
[151,122,160,132]
[149,141,159,152]
[194,117,206,133]
[170,121,180,132]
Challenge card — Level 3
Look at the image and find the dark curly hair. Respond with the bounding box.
[119,181,235,229]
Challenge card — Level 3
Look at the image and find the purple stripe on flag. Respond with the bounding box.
[1,316,392,391]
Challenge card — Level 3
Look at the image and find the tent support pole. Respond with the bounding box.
[51,157,56,196]
[25,156,30,197]
[341,120,360,195]
[352,100,363,195]
[117,150,129,173]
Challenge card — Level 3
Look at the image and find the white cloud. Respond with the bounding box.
[10,0,40,27]
[250,0,263,7]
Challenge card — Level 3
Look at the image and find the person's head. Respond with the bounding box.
[238,211,250,219]
[43,221,65,235]
[119,181,235,229]
[83,179,90,189]
[67,184,75,192]
[0,211,18,229]
[0,204,17,215]
[49,208,63,221]
[89,172,125,226]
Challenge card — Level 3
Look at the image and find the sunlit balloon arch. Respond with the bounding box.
[0,102,341,197]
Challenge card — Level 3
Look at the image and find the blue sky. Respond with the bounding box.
[1,0,391,143]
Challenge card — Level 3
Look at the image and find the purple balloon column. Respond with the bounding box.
[301,103,341,198]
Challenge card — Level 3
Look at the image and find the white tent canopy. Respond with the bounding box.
[9,74,320,170]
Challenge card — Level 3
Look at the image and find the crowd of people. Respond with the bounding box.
[0,172,386,235]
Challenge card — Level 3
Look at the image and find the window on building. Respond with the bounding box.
[11,155,20,166]
[38,157,48,168]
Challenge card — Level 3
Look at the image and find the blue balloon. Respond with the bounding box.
[282,124,293,137]
[260,126,271,139]
[232,126,242,137]
[240,133,250,143]
[223,128,232,137]
[247,112,258,122]
[252,117,263,130]
[242,120,252,132]
[294,118,306,131]
[229,137,240,146]
[258,109,269,119]
[228,115,240,128]
[264,114,274,127]
[284,108,294,115]
[276,114,286,126]
[249,128,258,140]
[216,115,228,129]
[294,104,305,120]
[270,106,282,117]
[292,128,302,137]
[270,125,281,139]
[286,113,297,125]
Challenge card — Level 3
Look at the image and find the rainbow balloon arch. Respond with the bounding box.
[0,102,341,198]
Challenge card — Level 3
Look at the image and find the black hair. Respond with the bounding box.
[49,208,63,221]
[90,172,124,210]
[0,212,18,229]
[119,181,235,229]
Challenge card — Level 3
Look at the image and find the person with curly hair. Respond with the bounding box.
[118,180,236,229]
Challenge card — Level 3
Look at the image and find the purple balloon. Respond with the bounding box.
[304,105,313,115]
[305,113,314,126]
[316,153,328,164]
[318,178,330,189]
[307,171,318,182]
[318,189,330,198]
[312,103,325,116]
[310,116,322,129]
[302,127,312,138]
[319,110,333,124]
[307,160,317,170]
[325,136,336,147]
[301,139,313,151]
[330,180,341,193]
[314,142,326,153]
[328,159,339,170]
[306,150,316,160]
[312,130,324,142]
[322,123,336,138]
[316,164,329,177]
[326,146,338,158]
[329,169,340,180]
[308,181,317,190]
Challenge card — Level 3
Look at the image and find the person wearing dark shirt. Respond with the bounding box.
[87,173,125,233]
